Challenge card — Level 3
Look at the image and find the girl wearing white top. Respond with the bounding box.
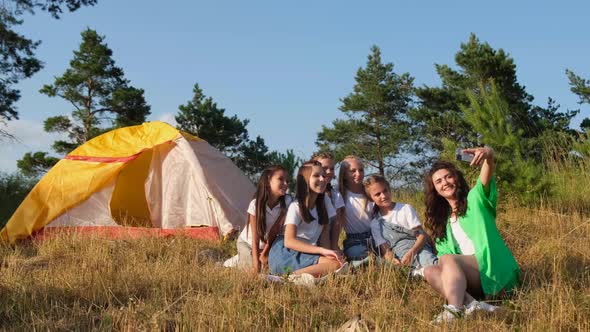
[268,160,344,277]
[338,155,374,260]
[237,165,290,273]
[364,174,437,268]
[312,152,346,251]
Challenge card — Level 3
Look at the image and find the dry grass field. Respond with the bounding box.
[0,198,589,331]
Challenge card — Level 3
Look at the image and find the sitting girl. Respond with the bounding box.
[236,165,291,273]
[268,160,344,277]
[339,156,375,261]
[423,147,520,324]
[312,152,345,251]
[364,174,437,270]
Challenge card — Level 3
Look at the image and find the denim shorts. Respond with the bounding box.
[343,231,375,261]
[268,236,320,275]
[380,223,438,268]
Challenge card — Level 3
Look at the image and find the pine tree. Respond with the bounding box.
[316,45,417,180]
[17,28,150,177]
[414,33,576,152]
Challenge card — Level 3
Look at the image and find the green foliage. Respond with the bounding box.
[567,69,590,130]
[414,33,576,153]
[459,82,549,201]
[0,0,96,134]
[0,7,42,121]
[17,152,60,178]
[316,45,418,182]
[0,171,37,227]
[234,136,271,179]
[11,0,98,18]
[175,83,269,179]
[18,28,150,175]
[176,84,248,153]
[268,149,302,192]
[567,69,590,105]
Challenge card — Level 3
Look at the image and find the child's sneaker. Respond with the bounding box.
[288,273,316,287]
[264,275,284,283]
[430,304,464,325]
[465,300,499,315]
[410,266,424,278]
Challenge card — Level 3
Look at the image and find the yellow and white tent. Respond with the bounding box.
[2,121,254,243]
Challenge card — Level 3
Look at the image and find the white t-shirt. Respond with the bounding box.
[284,196,337,245]
[238,195,293,247]
[342,190,374,234]
[327,187,345,210]
[371,203,423,247]
[449,216,475,255]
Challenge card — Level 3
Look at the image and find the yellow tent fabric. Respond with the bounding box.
[1,121,198,243]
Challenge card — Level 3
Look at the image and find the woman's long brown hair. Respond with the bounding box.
[424,161,469,241]
[250,165,289,242]
[296,160,328,225]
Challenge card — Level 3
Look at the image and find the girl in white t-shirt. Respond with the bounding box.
[312,152,345,251]
[237,165,291,273]
[338,155,374,260]
[268,160,344,277]
[364,174,437,269]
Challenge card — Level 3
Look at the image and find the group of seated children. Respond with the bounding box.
[235,152,435,278]
[234,147,521,324]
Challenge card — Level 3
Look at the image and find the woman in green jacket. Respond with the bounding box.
[423,147,520,324]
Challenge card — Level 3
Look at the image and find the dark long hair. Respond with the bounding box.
[250,165,289,242]
[296,160,328,225]
[424,161,469,241]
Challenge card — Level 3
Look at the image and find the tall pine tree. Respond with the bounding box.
[316,45,417,181]
[0,0,97,137]
[17,28,150,177]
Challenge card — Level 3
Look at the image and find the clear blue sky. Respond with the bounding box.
[2,0,589,171]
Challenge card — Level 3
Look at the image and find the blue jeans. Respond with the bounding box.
[380,223,438,268]
[343,231,374,260]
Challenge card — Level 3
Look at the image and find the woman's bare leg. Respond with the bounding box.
[424,255,482,307]
[293,256,341,277]
[424,265,477,305]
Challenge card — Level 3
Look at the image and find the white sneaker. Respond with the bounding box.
[465,300,499,315]
[430,304,464,325]
[264,275,284,283]
[288,273,316,287]
[411,267,424,278]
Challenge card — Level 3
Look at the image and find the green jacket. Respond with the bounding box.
[435,177,520,296]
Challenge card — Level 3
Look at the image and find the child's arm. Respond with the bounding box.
[284,224,343,264]
[317,222,332,249]
[329,208,345,250]
[258,210,287,270]
[400,226,427,265]
[379,243,400,264]
[258,242,270,269]
[249,214,262,273]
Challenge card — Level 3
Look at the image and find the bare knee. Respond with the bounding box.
[318,256,340,271]
[438,254,458,267]
[423,265,441,286]
[423,265,440,281]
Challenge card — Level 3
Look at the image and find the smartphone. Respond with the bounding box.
[455,148,474,163]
